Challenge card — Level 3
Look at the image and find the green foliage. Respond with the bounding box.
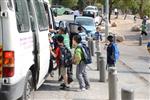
[143,1,150,17]
[61,0,78,8]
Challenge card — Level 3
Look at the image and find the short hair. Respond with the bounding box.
[78,27,82,31]
[59,27,65,33]
[57,35,64,43]
[73,35,82,43]
[96,27,101,30]
[107,35,114,42]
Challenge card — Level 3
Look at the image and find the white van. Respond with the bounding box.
[0,0,54,100]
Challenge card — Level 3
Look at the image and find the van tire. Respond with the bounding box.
[18,70,34,100]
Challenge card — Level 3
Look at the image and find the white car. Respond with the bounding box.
[83,6,101,25]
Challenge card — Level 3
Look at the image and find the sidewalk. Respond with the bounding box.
[33,44,150,100]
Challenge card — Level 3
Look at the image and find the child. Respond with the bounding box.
[106,35,119,68]
[50,35,69,90]
[95,27,102,51]
[72,35,90,91]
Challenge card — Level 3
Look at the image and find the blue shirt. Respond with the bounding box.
[95,32,102,41]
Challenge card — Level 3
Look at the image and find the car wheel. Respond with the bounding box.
[18,70,34,100]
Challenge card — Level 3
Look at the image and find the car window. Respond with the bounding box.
[85,7,95,10]
[76,18,94,26]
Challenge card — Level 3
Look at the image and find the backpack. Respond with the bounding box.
[112,43,120,62]
[77,44,92,64]
[59,46,72,68]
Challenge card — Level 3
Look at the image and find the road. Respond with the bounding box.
[31,15,150,100]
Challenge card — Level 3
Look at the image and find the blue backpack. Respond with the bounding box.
[147,42,150,48]
[112,43,120,62]
[78,44,92,64]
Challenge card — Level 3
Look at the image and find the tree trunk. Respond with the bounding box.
[139,0,144,18]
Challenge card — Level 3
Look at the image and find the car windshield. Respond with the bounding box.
[85,7,94,10]
[76,18,94,26]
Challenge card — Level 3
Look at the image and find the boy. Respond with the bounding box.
[50,35,69,89]
[72,35,90,91]
[95,27,102,51]
[106,35,119,68]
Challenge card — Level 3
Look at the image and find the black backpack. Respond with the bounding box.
[59,46,72,67]
[77,44,92,64]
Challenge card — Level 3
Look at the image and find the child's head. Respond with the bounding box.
[96,27,101,32]
[72,35,82,47]
[58,27,65,34]
[57,35,64,45]
[78,27,82,32]
[107,35,114,43]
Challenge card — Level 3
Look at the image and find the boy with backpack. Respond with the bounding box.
[72,35,90,91]
[50,35,72,90]
[106,35,119,68]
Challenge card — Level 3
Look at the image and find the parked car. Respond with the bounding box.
[64,8,74,15]
[51,5,73,16]
[75,16,96,38]
[83,6,101,25]
[51,5,66,16]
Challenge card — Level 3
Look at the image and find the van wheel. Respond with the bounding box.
[18,70,34,100]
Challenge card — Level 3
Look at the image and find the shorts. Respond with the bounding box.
[60,66,67,76]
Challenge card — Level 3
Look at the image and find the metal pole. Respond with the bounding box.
[139,35,142,46]
[91,38,94,56]
[105,0,109,41]
[95,51,101,70]
[121,87,134,100]
[88,38,92,54]
[99,56,106,82]
[108,67,118,100]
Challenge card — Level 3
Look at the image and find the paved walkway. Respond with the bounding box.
[32,43,150,100]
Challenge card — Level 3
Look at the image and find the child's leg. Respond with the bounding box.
[76,63,86,89]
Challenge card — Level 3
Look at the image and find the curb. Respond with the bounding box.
[119,59,150,85]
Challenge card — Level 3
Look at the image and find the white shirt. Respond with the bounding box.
[79,32,87,45]
[73,10,80,16]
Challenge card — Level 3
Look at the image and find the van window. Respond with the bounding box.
[27,0,36,32]
[14,0,30,33]
[34,0,48,31]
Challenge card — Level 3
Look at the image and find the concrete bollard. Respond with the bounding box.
[139,35,142,46]
[121,87,134,100]
[95,51,101,70]
[108,67,118,100]
[95,40,100,51]
[99,56,106,82]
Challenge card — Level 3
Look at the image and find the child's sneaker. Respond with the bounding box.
[60,84,70,90]
[77,88,86,92]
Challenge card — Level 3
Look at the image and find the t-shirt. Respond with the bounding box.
[73,10,80,16]
[95,31,102,41]
[55,47,61,65]
[74,46,83,64]
[61,34,70,49]
[79,32,87,44]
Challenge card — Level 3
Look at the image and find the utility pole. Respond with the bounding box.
[105,0,109,40]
